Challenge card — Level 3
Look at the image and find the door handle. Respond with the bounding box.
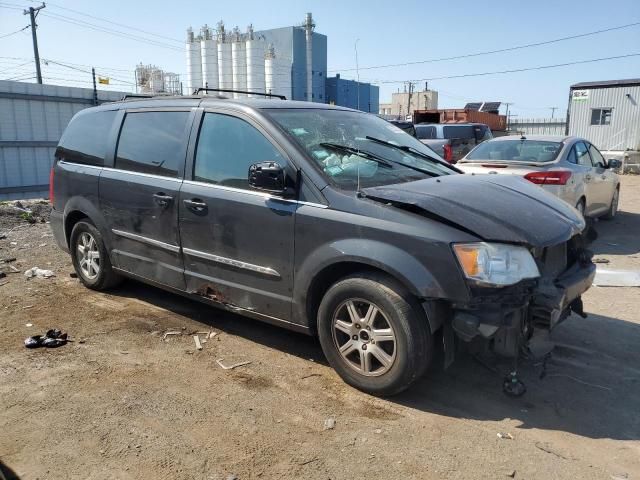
[153,192,173,207]
[183,198,208,212]
[585,174,592,181]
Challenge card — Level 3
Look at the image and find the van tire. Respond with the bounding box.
[317,273,432,396]
[70,220,122,291]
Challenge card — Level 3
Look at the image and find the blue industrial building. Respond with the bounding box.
[326,74,379,113]
[257,26,327,102]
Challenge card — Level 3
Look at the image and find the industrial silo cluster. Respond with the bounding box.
[186,21,293,99]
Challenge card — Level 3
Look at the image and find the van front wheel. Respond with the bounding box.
[317,274,432,396]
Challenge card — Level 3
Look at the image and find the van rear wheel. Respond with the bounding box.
[317,273,432,396]
[70,220,122,290]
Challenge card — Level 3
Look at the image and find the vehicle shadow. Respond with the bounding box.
[0,460,21,480]
[111,281,640,442]
[588,210,640,256]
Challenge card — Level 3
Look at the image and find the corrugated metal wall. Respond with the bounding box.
[0,81,127,200]
[509,118,567,136]
[568,85,640,151]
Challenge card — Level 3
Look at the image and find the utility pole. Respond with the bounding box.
[406,81,414,120]
[23,3,46,84]
[92,68,98,105]
[549,106,558,118]
[503,102,513,131]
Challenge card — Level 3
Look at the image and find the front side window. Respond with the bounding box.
[194,113,285,190]
[575,141,592,166]
[56,110,117,166]
[267,109,454,190]
[590,108,612,126]
[115,111,190,177]
[588,144,606,168]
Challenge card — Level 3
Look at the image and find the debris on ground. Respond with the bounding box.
[24,267,55,279]
[323,418,336,430]
[593,257,610,264]
[216,358,251,370]
[1,257,17,263]
[69,272,78,278]
[162,331,182,341]
[0,272,5,279]
[24,329,69,349]
[497,432,514,440]
[193,335,203,350]
[506,470,516,478]
[593,268,640,287]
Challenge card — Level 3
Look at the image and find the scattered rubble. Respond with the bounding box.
[593,268,640,287]
[24,328,68,348]
[497,432,514,440]
[24,267,55,279]
[216,358,251,370]
[323,418,336,430]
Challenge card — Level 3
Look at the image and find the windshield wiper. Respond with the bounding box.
[319,142,393,168]
[364,136,442,176]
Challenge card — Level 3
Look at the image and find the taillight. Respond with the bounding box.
[49,167,55,204]
[524,170,572,185]
[443,144,453,163]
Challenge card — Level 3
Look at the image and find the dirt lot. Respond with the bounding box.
[1,177,639,480]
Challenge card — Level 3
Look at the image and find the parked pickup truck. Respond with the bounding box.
[415,123,492,163]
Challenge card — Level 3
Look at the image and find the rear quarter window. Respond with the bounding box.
[56,110,117,166]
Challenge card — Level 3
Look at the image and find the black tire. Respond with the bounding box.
[317,273,432,396]
[576,198,586,218]
[602,186,619,220]
[70,220,122,290]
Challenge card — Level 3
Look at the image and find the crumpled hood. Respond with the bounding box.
[362,174,585,247]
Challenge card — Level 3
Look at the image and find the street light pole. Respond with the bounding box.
[354,38,360,111]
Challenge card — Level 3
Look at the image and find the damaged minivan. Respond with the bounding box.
[50,94,596,396]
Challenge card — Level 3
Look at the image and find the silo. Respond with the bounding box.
[217,22,233,91]
[265,45,275,98]
[231,27,246,98]
[304,13,314,102]
[265,45,291,100]
[245,25,265,97]
[185,27,203,94]
[200,25,218,91]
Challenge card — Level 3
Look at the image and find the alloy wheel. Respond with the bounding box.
[331,298,397,377]
[76,232,100,280]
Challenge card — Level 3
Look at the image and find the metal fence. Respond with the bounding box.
[508,118,567,136]
[0,81,127,200]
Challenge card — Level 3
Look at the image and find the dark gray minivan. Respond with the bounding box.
[50,95,595,396]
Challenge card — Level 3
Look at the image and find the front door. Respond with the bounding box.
[100,109,193,289]
[178,111,296,321]
[573,141,599,216]
[587,143,616,214]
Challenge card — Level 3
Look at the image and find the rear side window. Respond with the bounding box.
[416,125,436,139]
[56,110,116,166]
[193,113,285,189]
[588,144,606,168]
[115,111,190,177]
[442,125,475,140]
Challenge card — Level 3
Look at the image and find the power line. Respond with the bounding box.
[329,21,640,72]
[40,11,184,52]
[378,53,640,84]
[41,0,183,44]
[0,25,29,38]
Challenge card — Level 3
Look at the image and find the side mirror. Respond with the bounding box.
[608,159,622,169]
[248,161,287,194]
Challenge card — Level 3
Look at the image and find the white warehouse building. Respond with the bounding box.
[185,13,327,101]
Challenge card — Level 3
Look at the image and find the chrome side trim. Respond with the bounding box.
[112,229,181,253]
[101,167,183,183]
[183,247,280,278]
[182,180,328,209]
[58,161,103,171]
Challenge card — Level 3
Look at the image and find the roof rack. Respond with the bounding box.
[120,94,155,101]
[194,87,286,100]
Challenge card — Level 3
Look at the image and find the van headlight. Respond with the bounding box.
[453,242,540,287]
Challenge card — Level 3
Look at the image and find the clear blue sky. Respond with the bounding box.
[1,0,639,118]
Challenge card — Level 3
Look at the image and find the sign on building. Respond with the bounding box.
[572,89,589,101]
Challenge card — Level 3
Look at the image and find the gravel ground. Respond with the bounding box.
[1,177,639,480]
